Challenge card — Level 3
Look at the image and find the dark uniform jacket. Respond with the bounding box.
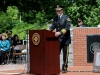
[7,37,14,47]
[77,24,86,27]
[49,14,71,45]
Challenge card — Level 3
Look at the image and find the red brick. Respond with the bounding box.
[73,28,100,66]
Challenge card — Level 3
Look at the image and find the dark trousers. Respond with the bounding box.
[0,50,7,64]
[10,47,14,59]
[60,44,69,67]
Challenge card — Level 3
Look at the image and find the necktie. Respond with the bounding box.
[58,17,60,20]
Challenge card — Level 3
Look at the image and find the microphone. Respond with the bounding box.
[47,19,53,23]
[19,19,53,33]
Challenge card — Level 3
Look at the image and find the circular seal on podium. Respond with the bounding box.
[32,33,40,45]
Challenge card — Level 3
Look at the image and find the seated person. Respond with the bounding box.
[0,33,10,65]
[12,34,22,63]
[13,34,22,46]
[77,17,86,27]
[0,34,2,64]
[0,34,1,40]
[6,31,14,60]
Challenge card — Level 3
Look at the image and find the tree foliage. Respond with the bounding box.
[66,0,100,26]
[0,0,100,39]
[0,12,12,33]
[12,11,47,39]
[0,6,19,33]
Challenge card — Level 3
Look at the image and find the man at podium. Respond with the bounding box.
[49,4,71,73]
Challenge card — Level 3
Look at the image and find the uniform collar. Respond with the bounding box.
[58,14,63,19]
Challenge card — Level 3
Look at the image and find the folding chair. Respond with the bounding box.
[12,45,26,64]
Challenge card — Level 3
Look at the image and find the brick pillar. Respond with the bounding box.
[73,27,100,66]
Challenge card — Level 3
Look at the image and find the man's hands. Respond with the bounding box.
[55,32,61,37]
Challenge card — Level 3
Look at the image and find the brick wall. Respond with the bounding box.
[73,27,100,66]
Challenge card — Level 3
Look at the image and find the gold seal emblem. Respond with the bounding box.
[32,33,40,45]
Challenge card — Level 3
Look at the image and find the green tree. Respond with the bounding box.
[7,6,19,20]
[0,6,19,33]
[0,0,100,28]
[6,6,19,26]
[0,12,12,33]
[12,11,47,39]
[66,0,100,27]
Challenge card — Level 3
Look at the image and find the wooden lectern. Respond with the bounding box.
[29,30,60,75]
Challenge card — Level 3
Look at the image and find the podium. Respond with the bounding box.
[29,30,60,75]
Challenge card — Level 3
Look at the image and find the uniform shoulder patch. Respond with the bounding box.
[67,18,70,21]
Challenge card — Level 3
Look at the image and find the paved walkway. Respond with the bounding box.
[0,64,100,75]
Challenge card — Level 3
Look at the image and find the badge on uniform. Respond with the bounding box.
[62,20,64,23]
[67,18,70,21]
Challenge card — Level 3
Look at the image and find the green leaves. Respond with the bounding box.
[0,12,12,33]
[7,6,19,20]
[12,11,47,39]
[65,0,100,27]
[0,0,100,37]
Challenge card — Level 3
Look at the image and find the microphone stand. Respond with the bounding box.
[18,29,30,74]
[26,30,30,74]
[18,19,53,74]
